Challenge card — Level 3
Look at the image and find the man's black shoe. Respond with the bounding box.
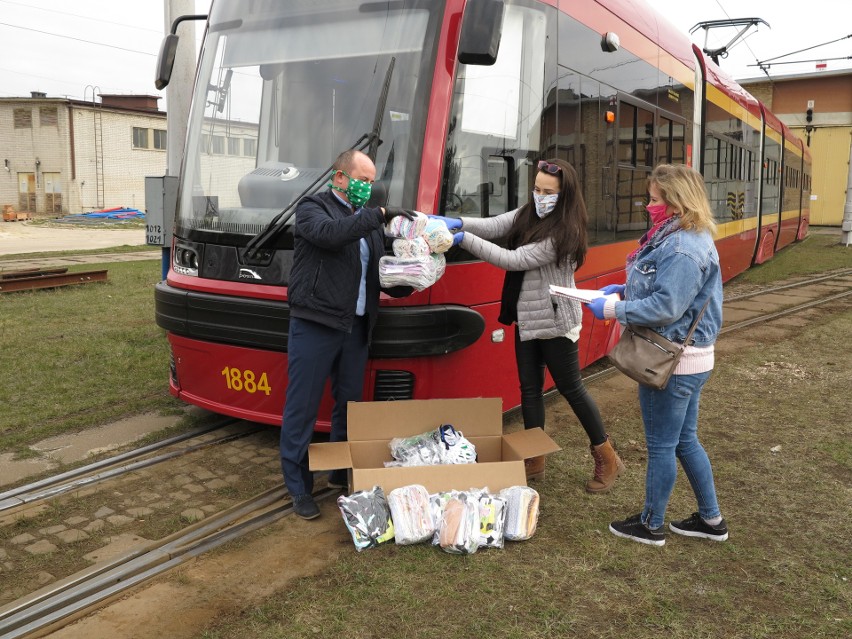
[292,494,320,520]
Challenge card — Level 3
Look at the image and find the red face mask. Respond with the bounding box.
[646,203,670,225]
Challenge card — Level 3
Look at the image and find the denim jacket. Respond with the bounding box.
[613,226,723,347]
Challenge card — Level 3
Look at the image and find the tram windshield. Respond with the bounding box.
[175,0,441,242]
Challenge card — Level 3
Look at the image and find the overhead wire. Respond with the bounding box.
[753,33,852,69]
[0,22,157,57]
[0,0,168,98]
[0,0,162,34]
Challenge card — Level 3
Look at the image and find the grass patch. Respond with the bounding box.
[194,235,851,638]
[198,305,852,639]
[733,232,852,285]
[0,259,184,454]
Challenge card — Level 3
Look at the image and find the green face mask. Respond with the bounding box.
[331,171,372,208]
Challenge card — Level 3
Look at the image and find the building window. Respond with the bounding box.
[14,108,32,128]
[227,137,241,155]
[212,135,225,154]
[133,127,150,148]
[243,138,256,157]
[153,129,167,150]
[39,107,58,126]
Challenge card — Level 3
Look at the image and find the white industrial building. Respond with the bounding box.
[1,92,167,216]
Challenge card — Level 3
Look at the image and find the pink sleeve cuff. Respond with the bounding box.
[603,297,617,319]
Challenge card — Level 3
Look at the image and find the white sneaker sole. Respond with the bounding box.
[668,524,728,541]
[609,524,666,546]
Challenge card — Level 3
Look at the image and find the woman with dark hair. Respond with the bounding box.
[434,159,623,491]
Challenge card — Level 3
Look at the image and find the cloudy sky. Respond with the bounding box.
[1,0,849,102]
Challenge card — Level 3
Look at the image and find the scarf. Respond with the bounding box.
[626,216,680,268]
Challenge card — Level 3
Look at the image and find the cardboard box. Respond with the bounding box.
[309,397,561,494]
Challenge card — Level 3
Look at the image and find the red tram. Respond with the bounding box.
[154,0,811,428]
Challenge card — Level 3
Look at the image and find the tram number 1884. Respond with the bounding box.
[221,366,272,395]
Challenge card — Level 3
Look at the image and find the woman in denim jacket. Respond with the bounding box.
[588,164,728,546]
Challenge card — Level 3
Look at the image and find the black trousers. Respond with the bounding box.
[514,325,607,446]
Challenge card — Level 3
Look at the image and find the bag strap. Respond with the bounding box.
[683,298,711,345]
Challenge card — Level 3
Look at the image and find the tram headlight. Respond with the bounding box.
[173,242,200,276]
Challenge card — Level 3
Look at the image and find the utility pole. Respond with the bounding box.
[165,0,195,180]
[842,131,852,247]
[160,0,196,277]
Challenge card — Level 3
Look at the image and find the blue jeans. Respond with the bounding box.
[639,370,721,529]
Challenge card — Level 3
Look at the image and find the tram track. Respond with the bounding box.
[580,268,852,386]
[0,487,339,639]
[0,416,292,638]
[1,269,849,638]
[0,415,340,638]
[0,419,258,518]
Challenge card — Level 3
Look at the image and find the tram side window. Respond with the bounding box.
[617,103,653,166]
[613,100,654,235]
[703,135,727,220]
[657,117,671,165]
[656,117,685,165]
[440,3,555,229]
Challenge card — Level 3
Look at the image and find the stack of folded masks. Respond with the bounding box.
[385,212,428,239]
[381,212,453,290]
[476,490,508,549]
[387,484,435,545]
[378,255,438,291]
[500,485,540,541]
[337,486,395,551]
[437,491,481,554]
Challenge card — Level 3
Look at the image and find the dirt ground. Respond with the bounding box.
[0,218,145,256]
[42,373,641,639]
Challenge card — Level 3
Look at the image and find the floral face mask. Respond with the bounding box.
[532,192,558,218]
[332,171,373,208]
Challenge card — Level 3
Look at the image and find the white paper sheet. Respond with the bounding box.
[548,285,620,304]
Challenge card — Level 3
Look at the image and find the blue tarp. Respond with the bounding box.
[55,208,145,223]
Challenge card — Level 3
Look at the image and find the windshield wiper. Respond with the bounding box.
[244,57,396,260]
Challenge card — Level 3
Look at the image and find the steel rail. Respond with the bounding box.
[0,487,340,639]
[0,420,257,515]
[576,274,852,389]
[724,268,852,302]
[720,289,852,335]
[0,267,68,279]
[0,269,108,293]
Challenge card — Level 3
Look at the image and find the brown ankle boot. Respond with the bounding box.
[525,455,546,481]
[585,436,625,493]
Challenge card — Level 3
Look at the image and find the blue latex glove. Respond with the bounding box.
[432,215,463,230]
[586,297,607,320]
[600,284,625,298]
[452,231,465,246]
